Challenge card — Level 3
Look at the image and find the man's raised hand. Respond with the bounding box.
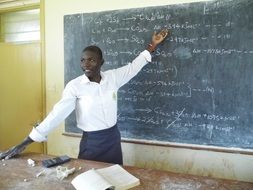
[147,29,169,52]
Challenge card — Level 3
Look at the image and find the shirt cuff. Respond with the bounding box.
[29,127,47,142]
[141,50,152,62]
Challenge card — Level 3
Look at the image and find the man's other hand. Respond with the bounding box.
[0,144,26,159]
[0,137,34,159]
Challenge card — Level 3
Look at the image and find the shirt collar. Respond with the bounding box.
[80,72,106,84]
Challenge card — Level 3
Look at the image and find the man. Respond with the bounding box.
[0,29,169,164]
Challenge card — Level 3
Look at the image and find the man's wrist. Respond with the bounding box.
[146,42,157,53]
[21,136,34,146]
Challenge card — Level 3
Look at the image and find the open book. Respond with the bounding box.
[71,164,140,190]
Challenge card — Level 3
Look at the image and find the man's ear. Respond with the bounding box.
[101,58,104,65]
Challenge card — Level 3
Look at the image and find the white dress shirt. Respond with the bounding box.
[29,50,151,142]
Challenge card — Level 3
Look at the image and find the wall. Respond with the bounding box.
[43,0,253,182]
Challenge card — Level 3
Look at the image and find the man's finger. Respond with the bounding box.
[5,151,16,160]
[1,147,17,159]
[161,29,169,37]
[0,152,5,159]
[5,155,11,160]
[0,151,9,159]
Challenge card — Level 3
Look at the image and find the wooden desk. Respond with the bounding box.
[0,153,252,190]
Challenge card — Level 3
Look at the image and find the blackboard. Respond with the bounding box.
[64,0,253,149]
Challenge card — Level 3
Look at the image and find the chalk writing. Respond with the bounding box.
[193,48,253,55]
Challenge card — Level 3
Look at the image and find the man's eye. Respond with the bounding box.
[80,58,95,63]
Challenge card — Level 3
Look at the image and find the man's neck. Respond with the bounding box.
[89,75,101,83]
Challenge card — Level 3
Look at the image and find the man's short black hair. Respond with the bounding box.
[82,46,103,60]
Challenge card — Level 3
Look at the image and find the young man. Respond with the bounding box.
[0,29,169,164]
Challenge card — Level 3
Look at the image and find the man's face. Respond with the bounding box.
[80,50,103,79]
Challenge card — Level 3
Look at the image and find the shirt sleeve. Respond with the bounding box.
[29,82,76,142]
[113,50,151,89]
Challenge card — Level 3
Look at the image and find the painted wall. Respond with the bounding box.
[43,0,253,182]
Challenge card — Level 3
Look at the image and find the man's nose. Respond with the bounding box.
[81,59,89,66]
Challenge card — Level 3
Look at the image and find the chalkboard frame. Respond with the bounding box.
[62,131,253,155]
[62,1,253,150]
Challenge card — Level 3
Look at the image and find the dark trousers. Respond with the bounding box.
[78,124,123,164]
